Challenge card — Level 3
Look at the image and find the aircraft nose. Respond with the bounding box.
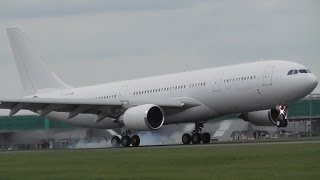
[306,74,318,92]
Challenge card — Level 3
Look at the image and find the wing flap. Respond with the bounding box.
[0,97,123,117]
[0,97,200,118]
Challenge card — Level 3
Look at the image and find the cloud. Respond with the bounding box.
[0,0,204,19]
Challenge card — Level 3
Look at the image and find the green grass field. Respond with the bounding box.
[0,142,320,180]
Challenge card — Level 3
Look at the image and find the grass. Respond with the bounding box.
[0,142,320,180]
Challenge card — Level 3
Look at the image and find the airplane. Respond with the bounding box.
[0,26,318,147]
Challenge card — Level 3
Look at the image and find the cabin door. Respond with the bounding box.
[118,86,129,103]
[213,73,224,92]
[263,66,275,86]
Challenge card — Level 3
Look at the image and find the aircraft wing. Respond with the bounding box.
[0,97,200,120]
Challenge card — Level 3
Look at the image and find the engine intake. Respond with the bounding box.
[121,104,164,131]
[240,108,288,127]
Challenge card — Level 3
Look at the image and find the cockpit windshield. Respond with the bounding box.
[299,69,308,73]
[287,69,311,75]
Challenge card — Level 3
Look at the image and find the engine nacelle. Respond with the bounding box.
[120,104,164,131]
[240,108,288,127]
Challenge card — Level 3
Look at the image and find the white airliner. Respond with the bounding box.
[0,26,318,147]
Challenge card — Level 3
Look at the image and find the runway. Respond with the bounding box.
[1,138,319,154]
[131,139,320,150]
[1,138,320,153]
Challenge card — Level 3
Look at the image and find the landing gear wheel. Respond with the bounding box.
[182,133,191,144]
[201,133,211,144]
[191,133,201,144]
[131,135,140,147]
[111,136,120,147]
[121,136,131,147]
[276,120,284,127]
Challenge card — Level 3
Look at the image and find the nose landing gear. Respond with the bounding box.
[182,122,211,145]
[275,105,288,128]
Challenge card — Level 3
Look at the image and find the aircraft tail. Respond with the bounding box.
[6,26,72,95]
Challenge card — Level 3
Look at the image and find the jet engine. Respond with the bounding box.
[240,107,288,127]
[120,104,164,131]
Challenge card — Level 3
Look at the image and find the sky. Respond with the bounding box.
[0,0,319,97]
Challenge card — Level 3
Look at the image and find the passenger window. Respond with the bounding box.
[287,70,293,75]
[293,69,298,74]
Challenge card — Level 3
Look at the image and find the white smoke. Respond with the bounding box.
[71,123,196,148]
[71,138,111,149]
[137,124,195,146]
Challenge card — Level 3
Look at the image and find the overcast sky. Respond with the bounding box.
[0,0,319,97]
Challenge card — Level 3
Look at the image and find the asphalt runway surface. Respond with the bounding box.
[1,139,320,153]
[135,139,320,149]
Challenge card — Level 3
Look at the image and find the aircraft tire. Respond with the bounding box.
[121,136,131,147]
[191,133,201,144]
[131,135,140,147]
[111,136,121,147]
[276,119,283,127]
[201,133,211,144]
[182,133,191,144]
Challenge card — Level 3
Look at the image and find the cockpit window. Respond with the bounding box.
[299,69,308,73]
[287,69,311,75]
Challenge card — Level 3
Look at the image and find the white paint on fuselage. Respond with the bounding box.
[32,60,318,129]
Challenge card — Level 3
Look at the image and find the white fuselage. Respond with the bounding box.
[30,60,318,129]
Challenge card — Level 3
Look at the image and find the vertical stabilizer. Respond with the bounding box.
[6,26,71,95]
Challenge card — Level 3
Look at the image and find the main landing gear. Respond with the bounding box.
[111,129,140,147]
[182,122,211,145]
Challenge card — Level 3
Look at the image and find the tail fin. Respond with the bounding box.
[6,26,71,95]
